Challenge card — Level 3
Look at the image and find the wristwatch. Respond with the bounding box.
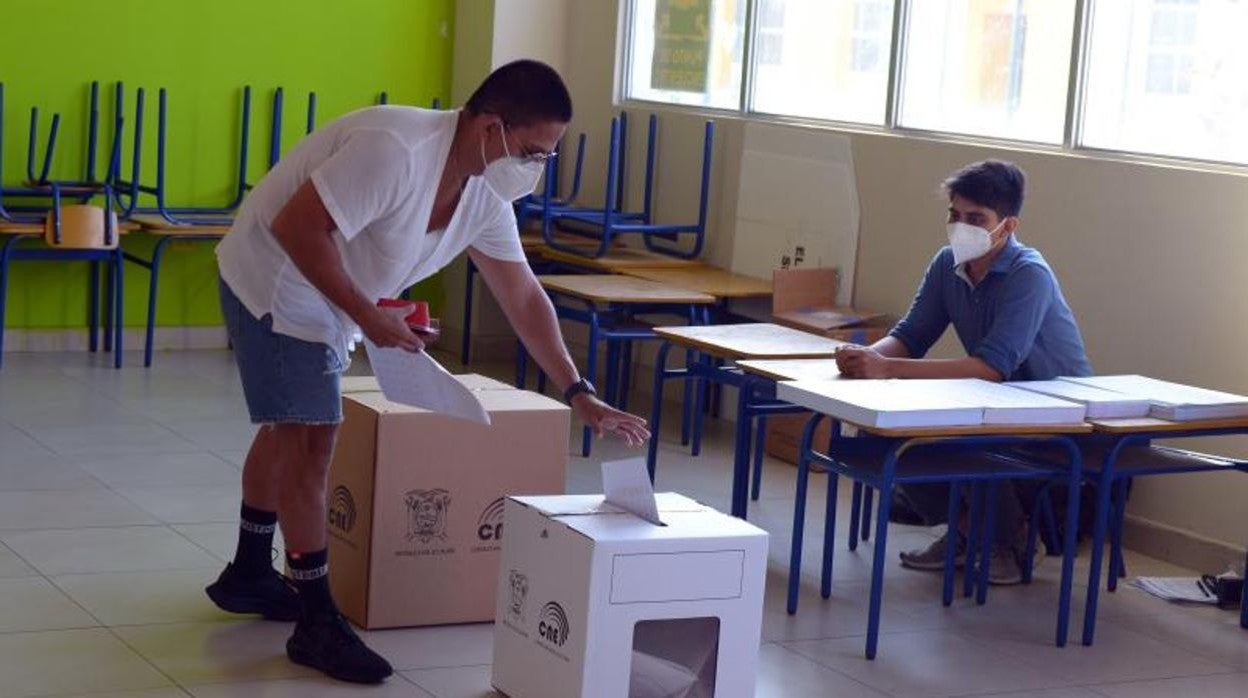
[562,378,597,404]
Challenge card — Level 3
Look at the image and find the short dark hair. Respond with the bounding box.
[942,160,1027,219]
[464,59,573,126]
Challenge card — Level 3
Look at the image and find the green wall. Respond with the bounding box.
[2,0,454,329]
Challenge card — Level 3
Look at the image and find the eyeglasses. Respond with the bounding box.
[501,123,557,164]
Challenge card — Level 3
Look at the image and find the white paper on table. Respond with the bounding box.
[602,458,662,525]
[363,341,491,425]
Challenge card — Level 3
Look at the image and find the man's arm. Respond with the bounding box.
[468,249,650,445]
[270,180,420,351]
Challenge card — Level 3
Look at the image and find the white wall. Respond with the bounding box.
[453,0,1248,567]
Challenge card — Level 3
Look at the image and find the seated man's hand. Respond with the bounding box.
[835,345,892,379]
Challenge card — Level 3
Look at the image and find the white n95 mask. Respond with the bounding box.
[946,221,1000,265]
[480,125,544,202]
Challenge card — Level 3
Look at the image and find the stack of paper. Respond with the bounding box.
[777,379,984,429]
[1129,577,1217,604]
[930,379,1088,425]
[1008,380,1152,419]
[1061,375,1248,421]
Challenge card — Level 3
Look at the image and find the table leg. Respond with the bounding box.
[861,486,875,541]
[977,481,1000,605]
[965,482,984,599]
[848,482,863,552]
[1056,439,1081,647]
[1082,449,1119,646]
[645,341,673,482]
[691,352,711,457]
[751,415,767,501]
[1108,478,1129,591]
[864,447,898,660]
[460,257,475,365]
[88,261,99,353]
[730,378,755,518]
[786,417,816,615]
[680,349,695,446]
[822,469,839,599]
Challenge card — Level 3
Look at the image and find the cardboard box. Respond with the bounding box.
[763,412,833,466]
[327,381,570,629]
[340,373,513,394]
[492,493,768,698]
[771,267,890,342]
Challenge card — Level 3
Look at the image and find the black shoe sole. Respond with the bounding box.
[287,643,392,684]
[205,581,300,622]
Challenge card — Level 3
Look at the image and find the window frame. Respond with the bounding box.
[616,0,1248,173]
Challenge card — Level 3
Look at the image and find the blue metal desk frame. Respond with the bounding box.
[520,293,712,457]
[787,414,1085,659]
[1074,424,1248,643]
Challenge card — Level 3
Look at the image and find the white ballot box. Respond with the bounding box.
[491,462,768,698]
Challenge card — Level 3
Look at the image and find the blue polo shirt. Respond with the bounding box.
[889,236,1092,381]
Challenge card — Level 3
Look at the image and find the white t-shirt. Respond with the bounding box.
[217,107,526,361]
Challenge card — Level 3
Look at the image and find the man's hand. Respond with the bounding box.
[570,394,651,447]
[359,304,424,352]
[835,345,893,379]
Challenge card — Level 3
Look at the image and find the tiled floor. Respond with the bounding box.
[0,349,1243,697]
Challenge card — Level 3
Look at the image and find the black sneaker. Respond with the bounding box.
[205,563,300,622]
[286,612,393,684]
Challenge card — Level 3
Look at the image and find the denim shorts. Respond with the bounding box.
[219,278,344,425]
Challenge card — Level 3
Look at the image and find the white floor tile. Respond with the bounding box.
[161,419,259,452]
[0,454,106,491]
[1094,605,1248,672]
[76,451,241,488]
[23,421,200,457]
[361,623,495,671]
[0,489,160,530]
[0,541,38,578]
[0,628,173,697]
[754,643,888,697]
[971,689,1106,698]
[783,630,1072,697]
[0,576,100,632]
[0,424,56,464]
[402,665,499,698]
[52,569,237,627]
[1092,672,1248,698]
[972,616,1234,684]
[114,620,317,686]
[188,676,435,697]
[2,525,220,575]
[116,485,243,524]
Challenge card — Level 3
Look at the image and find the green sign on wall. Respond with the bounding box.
[651,0,712,92]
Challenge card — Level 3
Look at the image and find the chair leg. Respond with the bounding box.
[645,342,671,482]
[750,415,766,501]
[604,340,620,407]
[680,349,695,446]
[112,251,124,369]
[977,482,999,605]
[848,481,863,552]
[619,340,633,411]
[144,237,171,368]
[821,472,839,598]
[1108,478,1129,591]
[942,486,962,606]
[88,261,100,353]
[581,322,599,458]
[964,482,984,598]
[103,258,115,353]
[864,470,896,660]
[690,353,710,457]
[861,486,874,541]
[0,246,10,368]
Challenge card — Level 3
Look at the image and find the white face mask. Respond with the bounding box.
[480,124,544,202]
[946,220,1005,265]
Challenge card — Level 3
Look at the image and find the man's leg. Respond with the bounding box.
[898,483,968,571]
[985,481,1030,585]
[206,425,300,620]
[278,423,393,685]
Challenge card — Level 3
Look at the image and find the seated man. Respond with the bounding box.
[835,160,1091,584]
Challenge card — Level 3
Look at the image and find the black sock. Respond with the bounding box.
[232,502,277,579]
[287,548,335,619]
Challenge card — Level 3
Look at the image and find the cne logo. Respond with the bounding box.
[328,486,357,533]
[538,601,570,647]
[404,489,451,544]
[477,497,506,542]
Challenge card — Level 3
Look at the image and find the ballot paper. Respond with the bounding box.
[1130,577,1217,605]
[363,341,491,425]
[1061,375,1248,421]
[602,458,662,525]
[629,651,700,698]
